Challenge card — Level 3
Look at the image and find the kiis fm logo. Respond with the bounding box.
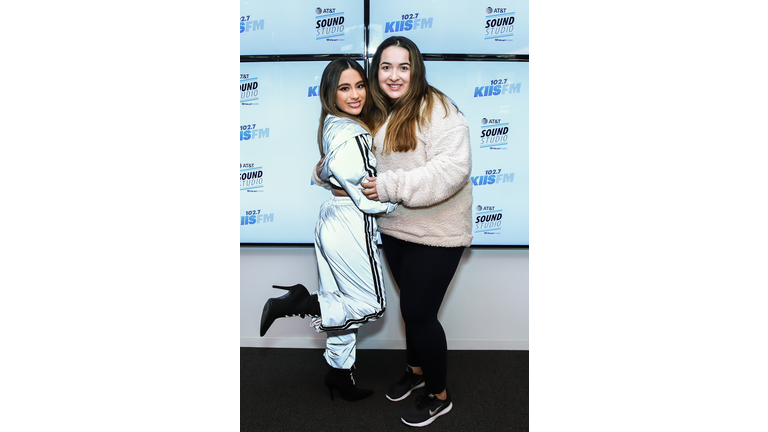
[240,124,270,141]
[241,76,259,105]
[241,210,274,225]
[471,168,514,186]
[480,118,509,149]
[484,7,515,40]
[316,7,345,40]
[240,15,264,33]
[475,204,503,234]
[384,13,434,33]
[474,79,521,98]
[240,165,264,191]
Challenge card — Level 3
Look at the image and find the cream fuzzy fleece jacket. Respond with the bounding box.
[373,96,473,247]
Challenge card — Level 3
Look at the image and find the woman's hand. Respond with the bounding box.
[315,157,325,177]
[361,176,379,201]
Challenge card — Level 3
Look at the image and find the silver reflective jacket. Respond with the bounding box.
[320,115,397,214]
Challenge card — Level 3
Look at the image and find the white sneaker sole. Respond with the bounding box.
[401,402,453,427]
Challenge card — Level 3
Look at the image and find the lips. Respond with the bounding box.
[347,101,361,108]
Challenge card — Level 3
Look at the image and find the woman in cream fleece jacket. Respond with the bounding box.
[362,36,473,428]
[370,94,473,249]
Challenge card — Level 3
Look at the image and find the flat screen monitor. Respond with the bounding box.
[240,0,365,55]
[369,0,529,55]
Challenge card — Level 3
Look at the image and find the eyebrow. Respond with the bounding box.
[337,80,365,88]
[380,61,410,66]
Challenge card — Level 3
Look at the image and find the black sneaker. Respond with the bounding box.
[401,390,453,427]
[386,366,426,402]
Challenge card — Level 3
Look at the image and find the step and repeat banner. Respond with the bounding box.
[240,0,529,245]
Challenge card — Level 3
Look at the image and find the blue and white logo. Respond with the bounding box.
[240,124,270,141]
[240,165,264,192]
[241,210,275,226]
[471,169,514,187]
[240,15,264,33]
[479,118,509,149]
[484,7,514,41]
[384,12,434,34]
[241,77,259,105]
[474,204,504,234]
[316,7,345,40]
[474,79,521,98]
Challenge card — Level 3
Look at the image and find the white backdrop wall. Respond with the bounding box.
[241,245,528,350]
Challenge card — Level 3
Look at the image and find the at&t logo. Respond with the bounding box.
[484,7,515,40]
[480,118,509,148]
[316,7,345,40]
[475,204,503,234]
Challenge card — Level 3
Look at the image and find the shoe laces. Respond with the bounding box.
[414,393,438,408]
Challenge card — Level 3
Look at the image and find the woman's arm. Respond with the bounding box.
[311,157,331,189]
[323,135,397,214]
[376,114,472,207]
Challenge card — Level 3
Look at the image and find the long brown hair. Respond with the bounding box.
[316,59,372,157]
[368,36,452,154]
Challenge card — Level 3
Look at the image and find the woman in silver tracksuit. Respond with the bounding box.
[259,59,395,402]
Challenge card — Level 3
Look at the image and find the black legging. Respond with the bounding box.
[380,233,465,394]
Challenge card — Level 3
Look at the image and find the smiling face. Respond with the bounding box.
[377,46,411,101]
[334,68,366,116]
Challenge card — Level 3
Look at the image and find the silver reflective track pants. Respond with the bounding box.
[311,196,387,369]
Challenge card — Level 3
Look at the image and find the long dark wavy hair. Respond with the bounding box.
[367,36,452,154]
[316,59,372,157]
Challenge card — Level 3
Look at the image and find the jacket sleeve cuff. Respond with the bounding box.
[312,165,331,189]
[377,172,392,203]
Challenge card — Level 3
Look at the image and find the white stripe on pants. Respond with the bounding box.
[312,196,387,369]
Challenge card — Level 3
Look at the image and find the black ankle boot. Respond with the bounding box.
[305,293,321,317]
[259,284,312,337]
[325,366,374,402]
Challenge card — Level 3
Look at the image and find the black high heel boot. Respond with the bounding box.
[259,284,312,337]
[325,366,374,402]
